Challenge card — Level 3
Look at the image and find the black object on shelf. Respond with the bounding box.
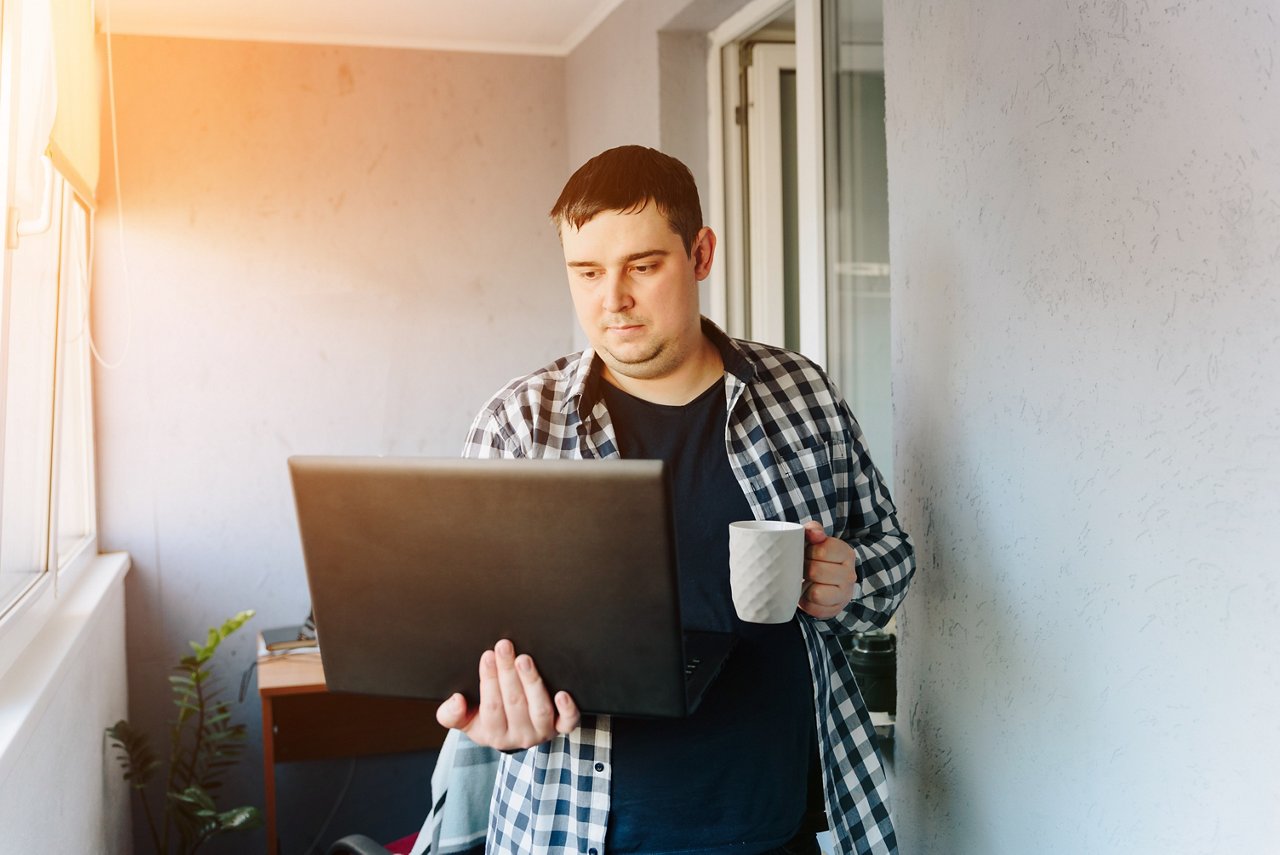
[844,631,896,714]
[262,612,317,651]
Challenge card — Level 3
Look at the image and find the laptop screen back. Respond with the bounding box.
[289,456,694,717]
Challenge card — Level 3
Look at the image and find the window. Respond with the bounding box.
[743,40,800,351]
[0,169,62,611]
[52,186,96,571]
[0,172,97,620]
[712,3,801,349]
[711,0,893,487]
[821,0,892,488]
[0,0,99,627]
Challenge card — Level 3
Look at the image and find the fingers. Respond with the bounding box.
[803,527,857,581]
[799,562,854,617]
[801,581,848,608]
[799,522,856,620]
[805,535,847,568]
[479,647,508,734]
[554,691,581,734]
[493,640,525,730]
[515,653,556,735]
[805,551,855,589]
[452,640,576,751]
[803,523,851,580]
[803,520,828,544]
[798,582,849,619]
[804,557,851,585]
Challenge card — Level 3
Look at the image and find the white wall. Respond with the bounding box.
[565,0,754,212]
[564,0,683,166]
[92,36,571,851]
[564,0,753,345]
[0,569,131,853]
[886,2,1280,852]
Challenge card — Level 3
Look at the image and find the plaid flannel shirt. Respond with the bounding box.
[444,319,914,855]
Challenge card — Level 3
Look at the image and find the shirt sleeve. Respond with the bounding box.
[461,402,520,460]
[817,398,916,636]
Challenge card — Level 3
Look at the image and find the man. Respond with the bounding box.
[431,145,914,855]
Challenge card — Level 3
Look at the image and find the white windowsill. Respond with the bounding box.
[0,552,131,779]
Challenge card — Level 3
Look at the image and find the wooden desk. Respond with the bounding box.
[258,647,446,855]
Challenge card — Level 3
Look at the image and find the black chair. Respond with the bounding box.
[326,835,396,855]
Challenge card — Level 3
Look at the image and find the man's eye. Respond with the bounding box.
[579,269,602,280]
[632,264,654,274]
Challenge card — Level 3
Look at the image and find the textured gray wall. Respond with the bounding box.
[886,1,1280,852]
[93,36,571,852]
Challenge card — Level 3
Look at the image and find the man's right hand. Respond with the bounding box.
[435,638,581,750]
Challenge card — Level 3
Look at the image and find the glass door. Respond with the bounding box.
[744,40,799,351]
[822,0,892,487]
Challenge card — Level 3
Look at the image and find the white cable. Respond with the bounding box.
[86,0,133,369]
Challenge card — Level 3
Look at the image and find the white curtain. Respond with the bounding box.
[14,0,58,220]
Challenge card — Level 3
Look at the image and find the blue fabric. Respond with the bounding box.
[600,378,814,854]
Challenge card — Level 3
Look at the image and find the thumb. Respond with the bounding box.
[436,693,475,731]
[802,520,827,543]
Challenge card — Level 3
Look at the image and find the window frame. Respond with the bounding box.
[0,173,100,678]
[707,0,828,364]
[744,41,797,350]
[49,182,97,582]
[0,0,100,672]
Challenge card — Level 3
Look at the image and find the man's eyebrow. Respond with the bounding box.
[622,249,670,263]
[566,249,670,268]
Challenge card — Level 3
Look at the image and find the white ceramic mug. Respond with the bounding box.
[728,520,805,623]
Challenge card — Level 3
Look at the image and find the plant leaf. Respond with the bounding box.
[217,805,263,832]
[171,786,217,812]
[110,611,259,851]
[105,720,160,787]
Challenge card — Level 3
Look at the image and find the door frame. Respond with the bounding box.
[744,42,794,349]
[707,0,826,364]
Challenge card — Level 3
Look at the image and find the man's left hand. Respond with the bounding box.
[798,521,858,620]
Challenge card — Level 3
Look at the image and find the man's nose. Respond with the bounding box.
[601,273,633,312]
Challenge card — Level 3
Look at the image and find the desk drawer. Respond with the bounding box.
[269,692,446,762]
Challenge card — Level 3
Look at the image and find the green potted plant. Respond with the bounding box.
[107,610,264,854]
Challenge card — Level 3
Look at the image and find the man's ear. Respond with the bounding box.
[692,227,717,280]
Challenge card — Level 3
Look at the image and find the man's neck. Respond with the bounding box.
[602,335,724,406]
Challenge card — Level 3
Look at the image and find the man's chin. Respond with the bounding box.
[599,347,669,380]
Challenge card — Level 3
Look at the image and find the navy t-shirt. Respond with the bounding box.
[601,377,815,854]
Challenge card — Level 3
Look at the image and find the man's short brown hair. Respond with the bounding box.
[549,145,703,255]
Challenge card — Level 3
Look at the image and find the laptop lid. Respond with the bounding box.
[288,456,733,718]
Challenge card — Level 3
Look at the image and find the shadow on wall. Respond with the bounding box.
[890,242,997,853]
[892,245,964,844]
[891,238,1104,852]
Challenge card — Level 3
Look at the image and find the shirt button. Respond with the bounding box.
[594,762,605,772]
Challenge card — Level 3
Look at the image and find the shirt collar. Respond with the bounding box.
[562,317,757,422]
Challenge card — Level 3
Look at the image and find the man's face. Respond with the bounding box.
[560,205,713,384]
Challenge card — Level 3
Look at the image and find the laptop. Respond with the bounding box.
[288,456,737,718]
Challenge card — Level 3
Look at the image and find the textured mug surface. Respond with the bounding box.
[728,520,805,623]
